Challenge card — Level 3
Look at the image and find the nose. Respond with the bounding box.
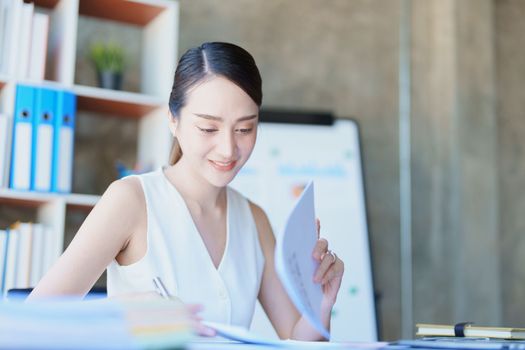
[216,130,237,160]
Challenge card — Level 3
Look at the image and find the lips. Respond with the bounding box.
[209,160,237,172]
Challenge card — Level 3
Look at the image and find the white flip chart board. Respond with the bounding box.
[230,118,377,341]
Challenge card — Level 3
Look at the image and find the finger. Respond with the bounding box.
[312,238,328,261]
[321,266,338,285]
[322,260,344,284]
[314,251,336,283]
[316,218,321,238]
[187,304,204,315]
[188,313,203,322]
[188,318,212,335]
[195,324,217,337]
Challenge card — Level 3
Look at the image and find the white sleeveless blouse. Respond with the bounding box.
[106,168,265,328]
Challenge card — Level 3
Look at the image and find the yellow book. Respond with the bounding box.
[417,323,525,340]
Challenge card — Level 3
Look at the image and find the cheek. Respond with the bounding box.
[179,134,213,157]
[239,134,257,155]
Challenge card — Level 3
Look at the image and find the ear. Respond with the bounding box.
[167,111,178,138]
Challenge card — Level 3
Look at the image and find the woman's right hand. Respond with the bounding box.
[187,304,216,337]
[108,292,216,337]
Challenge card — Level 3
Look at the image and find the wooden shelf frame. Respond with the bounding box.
[79,0,171,27]
[0,75,8,89]
[33,0,61,9]
[73,84,165,118]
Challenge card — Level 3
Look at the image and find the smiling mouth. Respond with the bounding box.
[209,160,237,172]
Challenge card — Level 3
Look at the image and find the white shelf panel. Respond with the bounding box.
[15,79,68,90]
[73,84,165,118]
[4,81,166,118]
[0,188,99,209]
[34,0,61,9]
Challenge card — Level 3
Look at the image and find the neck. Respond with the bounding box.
[163,159,226,214]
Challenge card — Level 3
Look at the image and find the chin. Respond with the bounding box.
[207,177,234,188]
[205,168,241,188]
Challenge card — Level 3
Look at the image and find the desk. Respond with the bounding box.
[188,339,389,350]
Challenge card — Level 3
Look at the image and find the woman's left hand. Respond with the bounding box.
[312,219,344,309]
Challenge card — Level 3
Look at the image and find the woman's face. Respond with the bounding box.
[171,76,259,188]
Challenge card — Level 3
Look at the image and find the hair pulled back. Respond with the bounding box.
[168,42,262,164]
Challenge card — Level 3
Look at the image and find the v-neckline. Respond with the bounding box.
[160,167,230,271]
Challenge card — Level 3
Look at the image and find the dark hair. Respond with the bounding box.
[168,42,263,164]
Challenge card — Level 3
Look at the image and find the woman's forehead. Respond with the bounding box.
[184,76,259,117]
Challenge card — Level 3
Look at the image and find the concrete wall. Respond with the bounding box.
[495,0,525,327]
[411,0,501,327]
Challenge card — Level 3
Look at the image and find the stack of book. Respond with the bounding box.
[0,298,193,349]
[416,323,525,340]
[0,222,57,296]
[0,84,76,193]
[0,0,49,79]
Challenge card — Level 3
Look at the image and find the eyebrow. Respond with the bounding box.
[194,113,258,122]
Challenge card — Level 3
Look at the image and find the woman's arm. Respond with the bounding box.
[250,202,344,341]
[28,177,146,300]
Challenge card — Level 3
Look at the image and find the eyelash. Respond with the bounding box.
[197,127,253,134]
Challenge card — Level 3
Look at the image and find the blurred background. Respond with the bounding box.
[178,0,524,340]
[2,0,524,342]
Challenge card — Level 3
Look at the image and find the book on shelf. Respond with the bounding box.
[0,0,49,79]
[7,84,76,193]
[0,0,22,76]
[0,0,8,75]
[16,1,34,79]
[29,224,44,287]
[14,222,33,289]
[416,323,525,340]
[0,113,13,188]
[0,230,6,293]
[10,84,35,191]
[1,222,57,296]
[2,225,18,294]
[28,12,49,80]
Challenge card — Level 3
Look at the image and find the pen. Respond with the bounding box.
[152,276,171,299]
[152,278,216,337]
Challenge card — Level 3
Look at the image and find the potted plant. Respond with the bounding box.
[88,42,125,90]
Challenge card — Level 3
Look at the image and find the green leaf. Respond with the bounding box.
[88,42,126,73]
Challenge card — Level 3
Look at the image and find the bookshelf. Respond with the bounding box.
[0,0,179,290]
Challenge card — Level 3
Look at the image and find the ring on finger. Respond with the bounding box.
[327,249,337,264]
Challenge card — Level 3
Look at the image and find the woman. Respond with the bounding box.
[29,42,344,341]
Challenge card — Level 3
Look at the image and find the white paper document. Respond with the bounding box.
[200,322,384,349]
[274,181,330,339]
[202,321,283,346]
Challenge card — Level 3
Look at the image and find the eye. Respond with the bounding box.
[197,127,218,134]
[236,128,253,134]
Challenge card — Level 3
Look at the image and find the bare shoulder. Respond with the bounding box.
[28,177,147,298]
[91,176,146,239]
[248,201,275,249]
[103,176,144,205]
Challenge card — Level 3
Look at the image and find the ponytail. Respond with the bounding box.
[169,138,183,165]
